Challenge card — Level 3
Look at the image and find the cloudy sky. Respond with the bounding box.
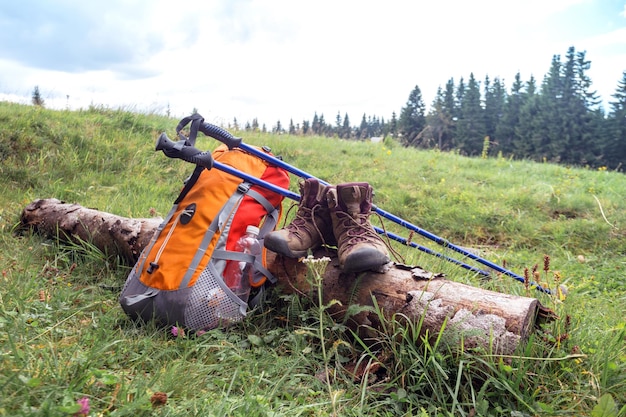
[1,0,625,127]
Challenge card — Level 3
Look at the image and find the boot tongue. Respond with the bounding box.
[339,184,366,217]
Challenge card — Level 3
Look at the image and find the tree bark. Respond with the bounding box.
[19,198,550,354]
[19,198,161,265]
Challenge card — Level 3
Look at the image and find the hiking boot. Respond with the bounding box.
[327,182,390,273]
[264,178,336,258]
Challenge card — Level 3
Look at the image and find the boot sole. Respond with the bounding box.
[342,248,391,274]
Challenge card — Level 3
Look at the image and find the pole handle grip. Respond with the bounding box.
[200,122,242,149]
[155,132,213,169]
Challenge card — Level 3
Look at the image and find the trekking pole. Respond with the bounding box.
[162,117,552,293]
[155,132,492,278]
[195,123,552,290]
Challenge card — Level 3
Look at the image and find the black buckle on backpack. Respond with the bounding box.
[237,183,251,194]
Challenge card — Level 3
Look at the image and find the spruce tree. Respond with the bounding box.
[342,114,351,139]
[32,86,45,107]
[515,76,540,159]
[560,47,596,164]
[605,71,626,169]
[456,73,485,155]
[359,114,368,139]
[496,72,524,155]
[455,77,465,120]
[427,87,454,150]
[398,85,426,146]
[443,78,457,146]
[389,112,398,138]
[484,76,506,146]
[312,113,319,135]
[532,54,563,160]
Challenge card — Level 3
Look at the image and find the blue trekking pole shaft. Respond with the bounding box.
[211,161,300,200]
[212,161,490,276]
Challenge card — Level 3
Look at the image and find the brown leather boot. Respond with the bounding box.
[327,182,390,273]
[264,178,336,258]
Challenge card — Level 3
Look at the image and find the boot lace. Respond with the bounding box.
[335,212,381,247]
[336,211,403,263]
[283,203,331,245]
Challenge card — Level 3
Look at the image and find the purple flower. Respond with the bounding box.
[74,397,90,416]
[171,326,184,338]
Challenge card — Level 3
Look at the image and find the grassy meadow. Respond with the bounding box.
[0,101,625,416]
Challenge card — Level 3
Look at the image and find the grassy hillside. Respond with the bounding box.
[1,101,624,416]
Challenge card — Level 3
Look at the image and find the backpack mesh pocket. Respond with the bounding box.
[184,265,247,331]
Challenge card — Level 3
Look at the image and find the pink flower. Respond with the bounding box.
[171,326,184,337]
[74,397,90,416]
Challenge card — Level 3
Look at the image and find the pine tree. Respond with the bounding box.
[371,116,381,137]
[605,71,626,169]
[443,78,457,146]
[456,73,485,155]
[516,92,542,158]
[398,85,426,146]
[426,87,454,150]
[455,77,465,120]
[358,114,368,139]
[342,114,351,139]
[496,72,524,155]
[312,113,320,134]
[388,112,398,138]
[531,54,563,160]
[32,86,45,107]
[484,76,506,146]
[515,47,601,165]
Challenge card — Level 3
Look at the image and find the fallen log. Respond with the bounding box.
[19,198,161,265]
[19,198,551,354]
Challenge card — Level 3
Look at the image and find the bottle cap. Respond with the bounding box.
[246,225,260,236]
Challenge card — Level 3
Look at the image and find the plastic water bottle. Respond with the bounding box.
[222,225,261,302]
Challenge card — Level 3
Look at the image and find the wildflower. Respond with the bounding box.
[171,326,184,338]
[302,255,331,264]
[543,254,550,272]
[523,267,529,292]
[74,397,90,416]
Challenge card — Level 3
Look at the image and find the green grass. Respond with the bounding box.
[1,101,625,416]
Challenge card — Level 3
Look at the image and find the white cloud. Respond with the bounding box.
[1,0,624,125]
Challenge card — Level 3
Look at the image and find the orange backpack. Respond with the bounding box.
[120,126,290,332]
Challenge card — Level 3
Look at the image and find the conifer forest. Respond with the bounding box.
[242,47,626,171]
